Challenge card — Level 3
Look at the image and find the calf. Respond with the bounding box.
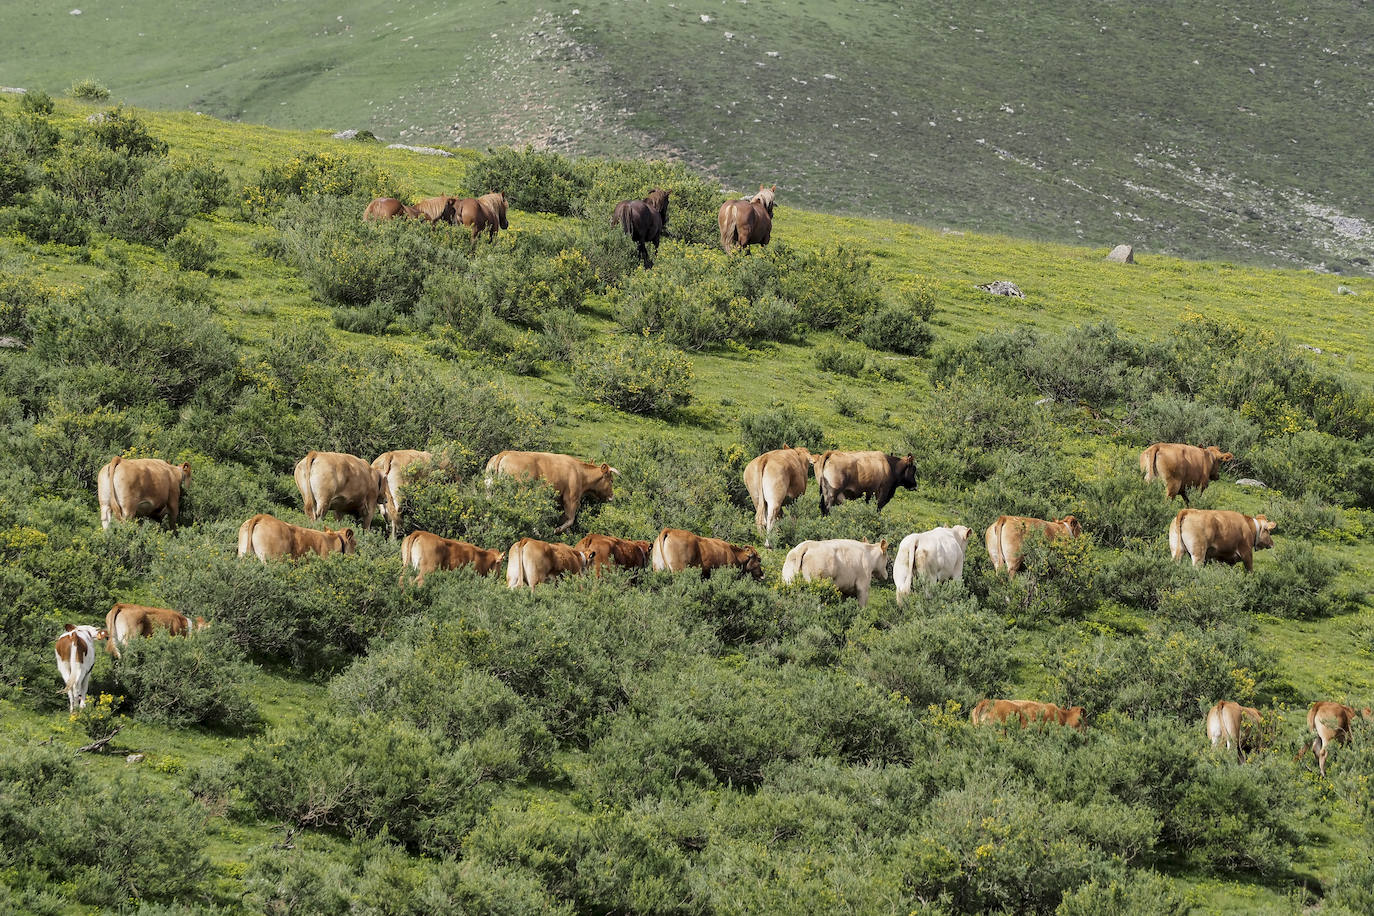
[104,603,207,659]
[650,528,764,580]
[55,624,108,711]
[506,538,595,589]
[400,530,504,586]
[237,513,357,562]
[573,533,652,575]
[781,538,889,607]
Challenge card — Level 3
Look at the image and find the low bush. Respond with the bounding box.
[571,334,693,417]
[577,157,728,245]
[165,226,217,271]
[241,149,405,215]
[400,468,565,544]
[463,146,584,215]
[67,78,111,100]
[1244,540,1360,619]
[1251,429,1374,507]
[738,404,826,456]
[859,301,935,356]
[109,628,261,730]
[813,344,866,377]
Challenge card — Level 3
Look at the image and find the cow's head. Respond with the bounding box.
[739,547,764,581]
[64,623,76,633]
[1060,706,1086,732]
[591,464,618,502]
[335,529,358,555]
[1056,515,1082,538]
[951,525,972,546]
[1253,515,1276,551]
[1204,447,1234,479]
[872,539,890,580]
[894,454,918,489]
[191,616,209,631]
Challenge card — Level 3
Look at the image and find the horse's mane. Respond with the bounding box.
[750,187,776,216]
[478,191,506,212]
[644,188,670,217]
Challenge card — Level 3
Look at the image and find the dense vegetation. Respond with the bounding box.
[1,97,1372,914]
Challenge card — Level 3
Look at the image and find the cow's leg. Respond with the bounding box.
[553,495,577,534]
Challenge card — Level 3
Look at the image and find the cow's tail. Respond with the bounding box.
[1168,512,1185,562]
[105,605,125,658]
[650,530,670,572]
[780,544,808,586]
[815,453,832,516]
[985,519,1005,571]
[62,634,84,706]
[295,453,318,520]
[99,456,124,528]
[483,453,505,491]
[506,540,527,589]
[893,535,916,605]
[1140,445,1159,483]
[971,699,990,725]
[399,532,417,586]
[237,516,259,560]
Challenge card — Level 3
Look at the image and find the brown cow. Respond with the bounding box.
[1140,443,1234,504]
[97,457,191,531]
[237,513,356,562]
[1300,701,1373,777]
[743,446,813,546]
[364,197,430,221]
[650,528,764,580]
[814,450,917,516]
[984,515,1083,579]
[573,533,652,575]
[400,530,504,586]
[1205,700,1263,762]
[971,699,1085,731]
[456,192,509,243]
[484,451,617,534]
[505,538,595,589]
[1168,509,1275,571]
[104,603,207,659]
[295,451,394,533]
[55,624,108,711]
[413,195,459,224]
[372,449,432,537]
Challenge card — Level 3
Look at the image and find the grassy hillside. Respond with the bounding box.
[2,97,1373,914]
[2,1,1373,274]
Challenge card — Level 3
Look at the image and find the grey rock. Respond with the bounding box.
[1299,344,1323,354]
[386,143,452,157]
[976,280,1025,298]
[125,753,145,764]
[1337,285,1356,295]
[0,87,27,95]
[332,129,361,140]
[1235,478,1267,488]
[0,337,25,349]
[1106,244,1134,263]
[1034,397,1054,407]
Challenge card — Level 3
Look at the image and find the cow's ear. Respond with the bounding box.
[1264,520,1277,531]
[878,539,888,552]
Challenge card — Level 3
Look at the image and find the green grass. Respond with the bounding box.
[3,0,1372,272]
[2,96,1373,912]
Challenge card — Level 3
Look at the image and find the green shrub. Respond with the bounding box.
[769,244,885,333]
[18,91,54,115]
[165,226,217,271]
[1244,540,1359,619]
[813,343,866,377]
[860,301,935,355]
[82,105,167,157]
[1251,429,1374,507]
[67,78,111,100]
[400,467,564,544]
[241,149,405,215]
[738,404,826,456]
[3,186,90,245]
[576,157,727,245]
[1131,394,1259,460]
[0,564,59,698]
[571,334,694,417]
[463,146,584,215]
[109,628,261,730]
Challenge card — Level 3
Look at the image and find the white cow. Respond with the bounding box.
[780,538,889,607]
[893,525,973,604]
[55,624,107,711]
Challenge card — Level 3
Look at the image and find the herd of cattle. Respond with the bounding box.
[55,440,1360,775]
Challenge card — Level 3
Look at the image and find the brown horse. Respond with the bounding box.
[413,195,459,224]
[455,192,510,243]
[363,197,429,221]
[718,185,775,252]
[612,188,671,267]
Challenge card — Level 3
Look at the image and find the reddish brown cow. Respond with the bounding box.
[1169,509,1275,571]
[971,699,1085,731]
[505,538,595,589]
[573,533,652,575]
[400,530,503,586]
[813,450,917,516]
[104,603,207,658]
[237,513,356,562]
[1140,443,1234,504]
[97,456,191,530]
[984,515,1083,579]
[650,528,764,580]
[484,451,617,534]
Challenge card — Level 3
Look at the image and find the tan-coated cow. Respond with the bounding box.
[55,624,107,711]
[484,451,617,533]
[1168,509,1275,571]
[400,530,503,586]
[984,515,1082,579]
[971,699,1085,732]
[505,538,595,589]
[237,513,357,562]
[1301,701,1372,777]
[743,446,812,546]
[650,528,764,580]
[372,449,432,537]
[97,457,191,531]
[295,451,394,533]
[573,533,652,575]
[813,450,917,516]
[104,603,207,658]
[780,538,888,607]
[1140,443,1234,504]
[1205,700,1263,762]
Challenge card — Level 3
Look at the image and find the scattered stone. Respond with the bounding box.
[70,8,81,14]
[85,112,107,124]
[0,87,26,94]
[1235,478,1267,489]
[385,143,453,157]
[1337,285,1356,295]
[0,337,26,350]
[1034,397,1054,407]
[976,280,1025,298]
[1299,344,1324,354]
[1105,244,1134,263]
[125,753,145,764]
[332,129,360,140]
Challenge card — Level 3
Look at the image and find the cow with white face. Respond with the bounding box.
[893,525,973,604]
[55,624,108,711]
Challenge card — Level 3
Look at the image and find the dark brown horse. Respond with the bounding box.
[612,188,671,267]
[718,184,776,252]
[455,192,509,243]
[414,195,459,224]
[363,197,430,222]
